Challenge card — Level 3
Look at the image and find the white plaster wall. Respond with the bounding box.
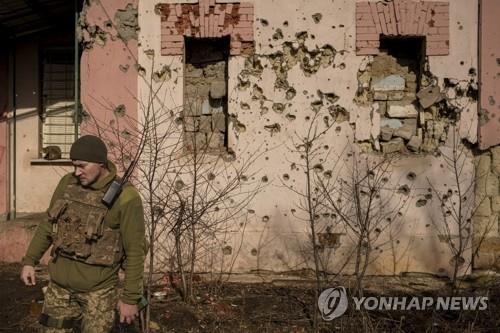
[138,0,478,277]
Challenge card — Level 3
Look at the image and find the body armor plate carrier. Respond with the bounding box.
[48,178,123,266]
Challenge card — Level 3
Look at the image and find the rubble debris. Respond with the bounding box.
[417,85,444,109]
[372,75,406,92]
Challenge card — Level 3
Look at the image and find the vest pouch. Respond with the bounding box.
[85,209,107,241]
[57,216,92,260]
[48,200,68,222]
[87,227,123,266]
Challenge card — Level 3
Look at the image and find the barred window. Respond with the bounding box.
[41,48,79,159]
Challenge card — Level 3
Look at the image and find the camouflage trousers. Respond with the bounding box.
[40,281,117,333]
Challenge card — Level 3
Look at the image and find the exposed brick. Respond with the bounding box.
[205,16,209,30]
[384,7,395,35]
[166,15,178,22]
[357,7,371,14]
[240,14,252,21]
[175,4,182,17]
[423,2,435,34]
[357,27,378,34]
[433,13,450,21]
[407,1,415,34]
[189,11,196,25]
[161,21,176,28]
[427,34,449,41]
[399,0,406,34]
[162,47,184,55]
[438,27,449,34]
[427,27,438,34]
[388,2,398,35]
[417,3,429,35]
[199,0,206,17]
[357,13,374,21]
[427,47,448,56]
[162,27,178,36]
[238,7,254,15]
[427,40,448,49]
[230,48,241,56]
[357,33,380,41]
[432,19,449,27]
[356,40,381,48]
[369,2,383,33]
[163,34,184,42]
[406,2,415,35]
[234,27,253,41]
[233,21,251,30]
[218,10,225,25]
[357,20,377,27]
[214,14,219,36]
[200,21,206,37]
[162,41,184,48]
[239,2,253,8]
[356,47,380,55]
[378,12,388,35]
[356,2,371,13]
[208,13,214,37]
[231,40,242,48]
[434,4,449,13]
[223,25,233,35]
[394,0,401,22]
[414,2,422,34]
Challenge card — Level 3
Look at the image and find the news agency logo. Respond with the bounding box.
[317,287,349,320]
[318,287,489,321]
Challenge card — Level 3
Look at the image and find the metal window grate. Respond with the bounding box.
[41,48,76,159]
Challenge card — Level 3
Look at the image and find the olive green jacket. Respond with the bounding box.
[22,161,146,305]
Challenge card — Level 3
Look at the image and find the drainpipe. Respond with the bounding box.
[74,0,79,141]
[10,42,16,220]
[477,0,482,149]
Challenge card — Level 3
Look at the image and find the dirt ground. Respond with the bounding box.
[1,263,499,333]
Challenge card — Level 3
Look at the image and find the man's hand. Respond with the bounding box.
[20,265,36,286]
[117,300,139,324]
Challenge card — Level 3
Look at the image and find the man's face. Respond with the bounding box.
[72,160,104,186]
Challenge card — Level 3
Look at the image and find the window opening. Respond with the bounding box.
[183,37,230,152]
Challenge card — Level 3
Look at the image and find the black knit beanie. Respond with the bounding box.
[69,135,108,164]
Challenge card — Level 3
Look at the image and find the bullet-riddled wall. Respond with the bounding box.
[137,0,483,276]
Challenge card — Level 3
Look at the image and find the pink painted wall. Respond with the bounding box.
[80,0,138,169]
[0,49,9,219]
[0,220,50,264]
[479,0,500,149]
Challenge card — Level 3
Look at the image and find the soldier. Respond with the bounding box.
[20,135,146,332]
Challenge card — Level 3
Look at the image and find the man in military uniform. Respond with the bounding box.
[20,135,146,332]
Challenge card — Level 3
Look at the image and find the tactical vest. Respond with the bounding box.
[48,178,123,266]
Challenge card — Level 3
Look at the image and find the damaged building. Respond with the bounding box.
[0,0,499,278]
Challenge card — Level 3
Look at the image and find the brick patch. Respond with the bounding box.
[356,0,449,56]
[158,0,254,56]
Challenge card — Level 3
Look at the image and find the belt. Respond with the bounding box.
[39,313,79,329]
